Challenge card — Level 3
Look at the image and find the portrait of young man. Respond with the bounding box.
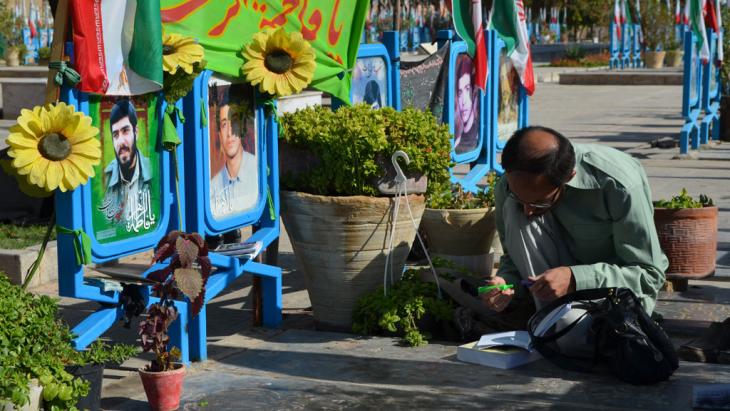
[209,83,259,219]
[454,53,479,154]
[98,98,156,234]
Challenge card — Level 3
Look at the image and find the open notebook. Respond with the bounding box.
[457,331,541,369]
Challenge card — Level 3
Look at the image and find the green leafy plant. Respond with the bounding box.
[73,340,138,367]
[352,268,453,347]
[565,44,587,61]
[653,188,714,209]
[0,273,88,410]
[38,46,51,61]
[279,104,453,197]
[163,60,206,105]
[141,231,212,372]
[639,0,673,50]
[426,173,498,209]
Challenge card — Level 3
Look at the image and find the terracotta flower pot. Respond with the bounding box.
[138,364,185,411]
[654,206,718,279]
[643,51,666,69]
[5,49,19,67]
[420,207,497,277]
[280,190,425,331]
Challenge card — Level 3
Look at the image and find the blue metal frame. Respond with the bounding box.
[631,24,643,68]
[610,22,621,69]
[489,32,529,175]
[621,23,632,69]
[700,30,721,146]
[57,85,191,360]
[680,30,704,154]
[182,70,282,361]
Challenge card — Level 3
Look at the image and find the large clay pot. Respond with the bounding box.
[65,364,104,411]
[643,51,666,69]
[420,207,497,277]
[280,190,425,331]
[664,50,683,68]
[654,206,718,278]
[5,49,19,67]
[0,380,42,411]
[138,364,185,411]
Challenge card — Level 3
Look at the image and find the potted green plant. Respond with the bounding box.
[278,104,452,331]
[352,267,454,347]
[421,174,499,277]
[653,189,717,288]
[138,231,211,411]
[37,47,50,67]
[0,12,26,67]
[664,39,683,68]
[62,341,137,411]
[0,274,88,411]
[639,0,673,68]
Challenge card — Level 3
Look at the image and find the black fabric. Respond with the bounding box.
[527,288,678,385]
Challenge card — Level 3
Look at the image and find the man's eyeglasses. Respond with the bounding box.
[508,185,564,210]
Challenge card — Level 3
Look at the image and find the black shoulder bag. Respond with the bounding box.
[527,288,678,385]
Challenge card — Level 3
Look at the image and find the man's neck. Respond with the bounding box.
[121,154,138,182]
[225,148,244,179]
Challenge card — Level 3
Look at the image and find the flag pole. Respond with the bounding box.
[44,0,69,105]
[395,0,401,32]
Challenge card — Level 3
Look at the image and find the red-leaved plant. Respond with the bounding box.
[138,231,212,372]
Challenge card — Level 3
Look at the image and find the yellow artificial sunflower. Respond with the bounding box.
[241,27,316,97]
[6,102,101,193]
[163,32,205,75]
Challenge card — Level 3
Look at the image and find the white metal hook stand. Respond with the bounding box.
[383,151,441,298]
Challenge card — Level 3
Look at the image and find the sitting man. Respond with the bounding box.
[481,126,668,329]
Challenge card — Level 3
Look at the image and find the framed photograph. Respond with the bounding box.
[91,96,161,244]
[497,51,520,145]
[207,78,260,220]
[352,56,388,109]
[454,53,480,155]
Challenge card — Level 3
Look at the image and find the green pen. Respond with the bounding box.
[478,284,514,294]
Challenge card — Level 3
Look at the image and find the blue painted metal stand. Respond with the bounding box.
[631,24,643,68]
[182,71,282,361]
[680,30,704,154]
[609,22,621,69]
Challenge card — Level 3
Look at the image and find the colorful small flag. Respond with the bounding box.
[690,0,710,63]
[614,0,622,40]
[490,0,535,96]
[70,0,163,95]
[676,0,682,24]
[451,0,488,91]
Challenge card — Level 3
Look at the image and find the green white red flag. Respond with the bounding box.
[690,0,711,63]
[450,0,488,91]
[490,0,535,96]
[70,0,163,95]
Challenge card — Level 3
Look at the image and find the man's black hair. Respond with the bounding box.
[110,99,138,129]
[501,125,575,187]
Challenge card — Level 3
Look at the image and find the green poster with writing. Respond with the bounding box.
[160,0,369,104]
[89,95,162,244]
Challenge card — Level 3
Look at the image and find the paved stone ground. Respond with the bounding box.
[29,81,730,410]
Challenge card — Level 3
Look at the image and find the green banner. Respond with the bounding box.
[160,0,368,103]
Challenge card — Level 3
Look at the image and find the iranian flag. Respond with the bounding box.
[451,0,488,91]
[70,0,162,95]
[690,0,710,63]
[490,0,535,96]
[614,0,622,41]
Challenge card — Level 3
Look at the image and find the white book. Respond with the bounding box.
[457,331,542,370]
[215,241,263,259]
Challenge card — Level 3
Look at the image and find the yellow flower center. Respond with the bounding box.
[264,49,293,74]
[38,132,71,161]
[163,45,176,55]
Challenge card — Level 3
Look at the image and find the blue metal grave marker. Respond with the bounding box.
[181,72,282,361]
[700,30,721,146]
[680,30,703,154]
[56,88,191,361]
[489,32,529,175]
[610,22,621,69]
[631,24,643,68]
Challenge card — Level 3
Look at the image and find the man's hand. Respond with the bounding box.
[528,266,576,301]
[480,276,514,312]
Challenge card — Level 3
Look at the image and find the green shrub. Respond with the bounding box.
[426,173,498,209]
[279,104,453,197]
[352,268,453,347]
[653,188,714,209]
[0,273,88,410]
